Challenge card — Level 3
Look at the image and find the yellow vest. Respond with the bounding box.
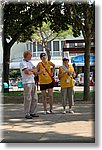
[59,64,74,88]
[38,61,52,84]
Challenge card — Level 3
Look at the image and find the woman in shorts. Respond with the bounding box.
[37,53,55,114]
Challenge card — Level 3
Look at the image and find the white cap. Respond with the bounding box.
[63,56,69,61]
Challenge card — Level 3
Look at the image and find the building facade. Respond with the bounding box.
[10,34,95,72]
[10,36,84,69]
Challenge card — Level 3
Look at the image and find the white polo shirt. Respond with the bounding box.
[20,59,35,84]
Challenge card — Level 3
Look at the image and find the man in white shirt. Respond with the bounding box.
[20,51,39,119]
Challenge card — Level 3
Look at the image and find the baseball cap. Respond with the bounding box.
[63,56,69,61]
[40,53,46,59]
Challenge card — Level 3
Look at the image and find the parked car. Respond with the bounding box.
[75,73,84,85]
[54,68,60,87]
[55,77,60,87]
[90,72,95,86]
[75,72,94,86]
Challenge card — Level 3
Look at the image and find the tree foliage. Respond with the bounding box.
[28,22,72,60]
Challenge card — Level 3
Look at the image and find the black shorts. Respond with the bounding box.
[40,81,53,91]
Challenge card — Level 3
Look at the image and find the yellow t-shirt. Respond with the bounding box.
[38,61,53,84]
[59,64,74,88]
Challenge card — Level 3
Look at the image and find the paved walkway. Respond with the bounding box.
[0,102,95,143]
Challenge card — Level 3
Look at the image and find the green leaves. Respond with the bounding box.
[3,1,94,43]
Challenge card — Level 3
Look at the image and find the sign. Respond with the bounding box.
[71,54,95,66]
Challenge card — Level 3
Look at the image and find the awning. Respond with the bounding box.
[71,54,95,66]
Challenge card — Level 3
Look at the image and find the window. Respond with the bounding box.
[33,42,36,52]
[37,43,43,52]
[26,42,32,51]
[69,43,75,48]
[30,43,32,51]
[77,43,84,47]
[47,41,51,51]
[53,41,59,51]
[26,43,29,50]
[61,41,64,50]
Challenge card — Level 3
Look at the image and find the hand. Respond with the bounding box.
[32,68,38,74]
[29,71,33,75]
[51,72,54,76]
[41,69,45,75]
[68,71,72,76]
[62,71,66,76]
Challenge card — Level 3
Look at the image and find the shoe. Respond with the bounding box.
[50,110,54,114]
[25,114,32,119]
[69,109,74,114]
[43,110,50,115]
[62,110,66,114]
[30,114,39,117]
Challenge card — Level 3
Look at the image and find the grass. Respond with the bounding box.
[74,91,95,100]
[4,91,23,96]
[3,90,95,104]
[3,90,95,99]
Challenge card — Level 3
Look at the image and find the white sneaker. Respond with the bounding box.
[62,110,66,114]
[50,110,54,114]
[69,109,74,114]
[43,110,50,115]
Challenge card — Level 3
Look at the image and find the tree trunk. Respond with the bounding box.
[45,47,51,61]
[3,40,10,93]
[83,4,92,101]
[84,38,91,101]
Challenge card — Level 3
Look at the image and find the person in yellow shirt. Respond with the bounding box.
[58,57,76,114]
[37,53,55,114]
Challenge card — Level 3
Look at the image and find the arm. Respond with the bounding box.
[36,62,45,75]
[69,65,76,77]
[23,69,34,75]
[24,65,38,75]
[73,70,76,78]
[50,61,55,75]
[30,67,38,75]
[58,67,66,79]
[66,65,75,77]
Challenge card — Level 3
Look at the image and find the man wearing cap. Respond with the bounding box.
[20,50,39,119]
[37,52,55,114]
[58,57,76,114]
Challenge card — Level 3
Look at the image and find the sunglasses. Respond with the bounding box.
[42,54,46,57]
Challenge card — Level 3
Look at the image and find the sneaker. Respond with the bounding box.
[62,110,66,114]
[69,109,74,114]
[25,114,32,119]
[30,114,39,117]
[43,110,50,115]
[50,110,54,114]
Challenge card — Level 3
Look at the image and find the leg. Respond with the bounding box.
[37,82,39,91]
[30,84,38,115]
[67,87,74,112]
[48,88,53,111]
[42,90,47,111]
[23,84,32,115]
[61,88,67,112]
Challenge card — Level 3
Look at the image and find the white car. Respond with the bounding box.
[75,73,84,85]
[75,72,94,86]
